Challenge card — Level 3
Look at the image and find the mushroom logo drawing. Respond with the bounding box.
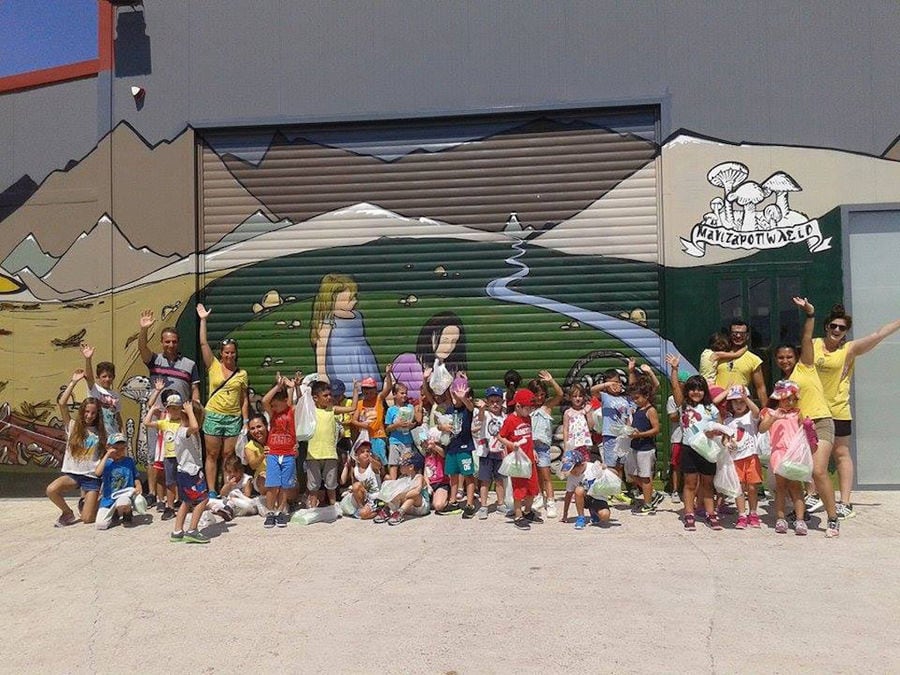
[681,162,832,257]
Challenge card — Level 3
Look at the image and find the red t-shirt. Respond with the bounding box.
[499,413,534,457]
[267,407,297,456]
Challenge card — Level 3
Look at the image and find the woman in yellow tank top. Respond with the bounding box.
[812,304,900,519]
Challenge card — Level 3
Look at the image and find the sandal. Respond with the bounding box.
[707,513,723,531]
[683,512,696,531]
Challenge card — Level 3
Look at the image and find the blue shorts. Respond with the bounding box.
[65,473,101,492]
[176,470,209,505]
[534,442,552,468]
[164,456,178,487]
[601,437,624,467]
[370,438,387,464]
[265,454,298,489]
[477,454,504,483]
[444,451,475,477]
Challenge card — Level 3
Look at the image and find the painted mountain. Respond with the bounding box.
[1,234,60,276]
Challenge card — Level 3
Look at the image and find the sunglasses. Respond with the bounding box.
[730,330,747,336]
[221,338,238,347]
[828,323,848,332]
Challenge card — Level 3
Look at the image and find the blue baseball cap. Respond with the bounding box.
[107,433,127,445]
[560,450,584,474]
[484,386,504,398]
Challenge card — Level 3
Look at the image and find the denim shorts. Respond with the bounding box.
[265,454,298,490]
[65,473,101,492]
[534,442,552,468]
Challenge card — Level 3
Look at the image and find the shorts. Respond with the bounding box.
[585,496,610,512]
[477,455,504,483]
[833,419,851,437]
[164,456,177,487]
[388,442,412,466]
[430,481,451,494]
[265,454,299,490]
[534,442,552,468]
[305,458,338,491]
[733,455,763,485]
[814,418,835,445]
[669,442,682,467]
[444,451,475,477]
[202,410,243,437]
[176,470,209,505]
[625,449,655,479]
[64,473,101,492]
[680,444,717,477]
[601,437,624,467]
[370,438,387,464]
[409,495,430,517]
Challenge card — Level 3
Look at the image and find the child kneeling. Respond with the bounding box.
[94,433,142,529]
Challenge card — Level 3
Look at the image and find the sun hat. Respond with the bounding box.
[360,376,378,388]
[726,385,748,400]
[771,380,800,400]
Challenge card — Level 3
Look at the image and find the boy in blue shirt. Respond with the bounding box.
[94,433,142,529]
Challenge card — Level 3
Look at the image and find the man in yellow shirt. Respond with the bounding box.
[715,320,768,404]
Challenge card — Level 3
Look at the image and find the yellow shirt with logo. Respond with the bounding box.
[715,351,762,390]
[205,358,248,416]
[158,419,182,458]
[812,338,853,420]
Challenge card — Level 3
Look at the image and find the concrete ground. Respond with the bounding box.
[2,492,899,674]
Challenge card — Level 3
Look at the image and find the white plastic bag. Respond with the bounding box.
[429,358,453,395]
[410,425,428,449]
[132,493,148,515]
[339,491,358,516]
[756,431,771,461]
[774,428,813,483]
[229,495,258,517]
[290,504,341,525]
[499,448,532,478]
[714,450,742,498]
[294,383,317,441]
[504,476,515,511]
[588,467,622,499]
[234,429,248,463]
[378,476,414,504]
[683,422,723,463]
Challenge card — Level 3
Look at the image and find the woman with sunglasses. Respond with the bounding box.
[196,303,249,495]
[811,304,900,519]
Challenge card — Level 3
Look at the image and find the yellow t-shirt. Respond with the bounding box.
[307,408,338,460]
[158,419,181,458]
[244,438,266,479]
[699,349,717,381]
[789,362,831,420]
[715,350,763,390]
[813,338,853,420]
[205,358,248,416]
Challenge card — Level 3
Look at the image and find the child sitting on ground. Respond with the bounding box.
[94,432,141,529]
[209,454,257,519]
[340,440,382,519]
[373,452,429,525]
[423,433,453,514]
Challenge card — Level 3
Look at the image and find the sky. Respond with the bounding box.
[0,0,98,78]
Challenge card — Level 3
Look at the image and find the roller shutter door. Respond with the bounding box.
[196,108,662,400]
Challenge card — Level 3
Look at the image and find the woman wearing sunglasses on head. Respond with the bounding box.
[811,304,900,519]
[196,303,250,496]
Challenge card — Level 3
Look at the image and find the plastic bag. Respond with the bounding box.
[499,448,532,478]
[588,467,622,499]
[132,493,148,515]
[683,422,723,463]
[410,425,429,449]
[756,431,771,461]
[230,495,258,517]
[429,358,453,395]
[234,429,248,463]
[714,450,742,498]
[435,414,453,446]
[294,384,317,441]
[504,476,514,511]
[291,504,341,525]
[774,428,813,482]
[378,476,414,504]
[339,491,358,516]
[197,510,219,530]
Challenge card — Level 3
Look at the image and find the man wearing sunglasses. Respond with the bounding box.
[715,320,768,404]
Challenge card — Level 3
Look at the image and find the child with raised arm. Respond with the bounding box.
[590,371,634,480]
[715,385,761,528]
[626,378,663,514]
[143,379,182,521]
[94,432,142,529]
[351,370,391,465]
[528,370,563,518]
[699,332,748,384]
[80,343,122,435]
[171,400,209,543]
[340,440,382,519]
[306,378,360,510]
[261,373,301,528]
[46,370,107,526]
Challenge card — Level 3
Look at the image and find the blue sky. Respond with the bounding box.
[0,0,98,78]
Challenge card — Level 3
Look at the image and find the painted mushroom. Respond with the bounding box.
[707,162,749,227]
[710,197,726,227]
[727,181,767,232]
[761,172,801,221]
[761,204,783,229]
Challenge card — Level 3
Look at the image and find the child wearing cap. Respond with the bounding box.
[713,385,761,528]
[93,433,142,530]
[351,369,391,465]
[374,451,429,525]
[559,454,611,529]
[143,379,185,521]
[498,389,543,530]
[340,440,382,519]
[473,385,508,519]
[384,368,423,480]
[759,379,808,535]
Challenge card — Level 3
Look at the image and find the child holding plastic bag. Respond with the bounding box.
[423,433,454,514]
[666,355,723,532]
[473,386,508,519]
[759,380,809,535]
[372,452,429,525]
[207,454,259,519]
[559,455,612,529]
[498,389,542,530]
[339,440,382,519]
[528,371,563,519]
[385,374,423,480]
[712,386,761,528]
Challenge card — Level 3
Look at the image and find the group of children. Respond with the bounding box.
[47,333,836,541]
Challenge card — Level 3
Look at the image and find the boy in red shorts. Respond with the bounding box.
[498,389,543,530]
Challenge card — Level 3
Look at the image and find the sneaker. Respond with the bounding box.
[707,513,723,530]
[545,500,558,519]
[215,505,235,522]
[388,511,404,526]
[77,497,85,514]
[775,518,789,534]
[144,493,158,508]
[634,503,655,516]
[794,519,808,536]
[156,501,166,514]
[836,502,855,519]
[438,503,462,516]
[670,491,682,504]
[461,504,477,519]
[532,495,544,511]
[683,512,696,531]
[184,529,210,544]
[513,516,531,530]
[748,512,762,528]
[454,489,464,503]
[589,511,601,525]
[574,515,586,530]
[276,512,289,528]
[650,491,666,509]
[611,492,632,505]
[493,503,509,516]
[161,507,176,521]
[804,494,823,513]
[54,512,78,528]
[477,506,489,520]
[122,511,134,527]
[735,514,748,529]
[523,510,543,524]
[207,491,219,500]
[169,530,184,543]
[264,512,277,528]
[373,507,391,524]
[825,518,840,538]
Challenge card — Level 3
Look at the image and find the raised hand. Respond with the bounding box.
[792,296,814,316]
[139,309,155,329]
[80,343,94,359]
[196,303,211,320]
[627,357,636,371]
[152,377,165,391]
[538,370,553,382]
[665,354,679,370]
[71,369,86,382]
[639,364,653,375]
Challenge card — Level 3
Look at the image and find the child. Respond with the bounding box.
[666,354,722,531]
[626,379,663,515]
[352,374,390,465]
[473,385,508,519]
[699,332,748,384]
[423,434,452,514]
[384,371,423,480]
[590,371,634,480]
[143,380,183,521]
[306,378,360,510]
[711,386,761,528]
[498,389,542,530]
[340,440,382,519]
[261,373,302,528]
[208,454,257,519]
[503,369,521,414]
[373,452,429,525]
[559,454,611,529]
[80,343,123,435]
[758,380,808,535]
[171,400,209,543]
[94,432,142,529]
[46,369,106,526]
[528,371,563,518]
[666,379,685,503]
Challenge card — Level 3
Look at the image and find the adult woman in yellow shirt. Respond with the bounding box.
[197,304,249,495]
[813,304,900,519]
